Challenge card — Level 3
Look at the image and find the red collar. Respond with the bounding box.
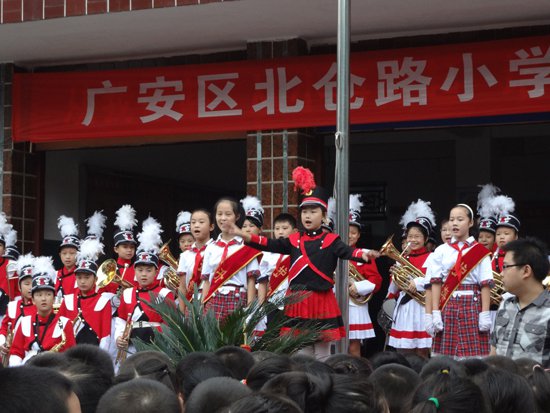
[409,247,429,257]
[138,282,160,292]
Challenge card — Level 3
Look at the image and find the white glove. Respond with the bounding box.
[432,310,444,333]
[424,313,435,337]
[478,311,492,332]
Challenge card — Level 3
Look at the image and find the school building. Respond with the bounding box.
[1,0,550,261]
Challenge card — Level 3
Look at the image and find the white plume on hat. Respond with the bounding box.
[0,212,12,237]
[114,205,137,231]
[487,194,515,217]
[477,183,500,217]
[57,215,79,237]
[240,195,264,214]
[137,216,163,254]
[33,256,56,279]
[5,228,17,247]
[327,197,336,223]
[16,253,35,275]
[176,211,191,232]
[400,199,436,228]
[78,238,104,262]
[349,194,363,213]
[86,210,107,239]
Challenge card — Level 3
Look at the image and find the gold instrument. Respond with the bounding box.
[2,322,13,367]
[348,264,373,306]
[72,310,83,335]
[380,235,426,306]
[158,241,181,290]
[491,271,505,306]
[116,313,133,364]
[97,259,134,290]
[50,320,66,353]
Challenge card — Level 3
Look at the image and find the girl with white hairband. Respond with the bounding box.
[425,203,494,359]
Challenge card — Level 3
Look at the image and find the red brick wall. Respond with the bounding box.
[1,64,43,254]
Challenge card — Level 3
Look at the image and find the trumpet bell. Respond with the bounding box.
[158,241,179,271]
[97,259,118,288]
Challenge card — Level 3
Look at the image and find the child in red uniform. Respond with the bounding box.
[387,199,435,358]
[55,215,80,303]
[58,214,112,352]
[176,211,194,253]
[232,167,379,360]
[201,197,261,321]
[177,209,215,307]
[0,216,19,317]
[0,253,36,360]
[115,217,174,360]
[110,205,139,291]
[9,256,76,366]
[347,194,383,357]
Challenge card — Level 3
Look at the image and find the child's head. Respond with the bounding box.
[178,234,195,252]
[440,218,452,243]
[449,204,474,240]
[478,230,496,251]
[406,225,428,251]
[348,224,361,247]
[59,246,78,269]
[370,363,421,413]
[242,218,261,236]
[76,270,96,294]
[300,206,325,232]
[114,242,136,261]
[496,226,518,248]
[134,264,157,288]
[190,209,214,243]
[273,213,297,239]
[0,240,5,256]
[31,281,55,315]
[19,276,33,301]
[214,197,241,234]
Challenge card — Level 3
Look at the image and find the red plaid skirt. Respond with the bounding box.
[433,284,490,358]
[280,289,345,342]
[204,289,247,321]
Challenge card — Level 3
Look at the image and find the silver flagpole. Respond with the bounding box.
[334,0,350,354]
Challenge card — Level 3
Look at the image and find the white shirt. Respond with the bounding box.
[259,251,289,302]
[201,235,259,287]
[178,239,213,287]
[426,236,492,285]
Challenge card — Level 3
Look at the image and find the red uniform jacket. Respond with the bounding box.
[0,297,36,345]
[9,311,76,366]
[57,291,112,350]
[0,258,20,306]
[55,267,77,297]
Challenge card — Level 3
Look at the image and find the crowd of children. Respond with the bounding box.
[0,168,549,412]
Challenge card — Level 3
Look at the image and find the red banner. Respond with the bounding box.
[12,35,550,143]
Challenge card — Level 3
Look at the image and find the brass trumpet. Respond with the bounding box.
[158,242,181,290]
[491,271,505,306]
[97,259,134,290]
[2,322,13,367]
[116,313,133,364]
[50,320,66,353]
[380,235,426,306]
[348,265,373,306]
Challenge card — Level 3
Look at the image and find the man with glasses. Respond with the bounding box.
[490,237,550,366]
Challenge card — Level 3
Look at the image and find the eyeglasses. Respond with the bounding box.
[501,263,527,270]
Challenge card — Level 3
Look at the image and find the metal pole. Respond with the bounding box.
[334,0,350,354]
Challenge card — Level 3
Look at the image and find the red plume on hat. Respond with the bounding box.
[292,166,316,196]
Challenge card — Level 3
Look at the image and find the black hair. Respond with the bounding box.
[227,392,303,413]
[215,345,256,381]
[176,353,233,401]
[25,351,68,368]
[483,355,519,375]
[459,358,490,377]
[515,357,541,378]
[246,355,297,391]
[502,237,550,281]
[46,345,115,413]
[369,363,421,413]
[409,369,487,413]
[262,371,387,413]
[273,213,297,229]
[369,351,411,371]
[0,366,74,413]
[419,356,466,381]
[192,208,214,225]
[96,378,180,413]
[472,367,536,413]
[214,197,243,229]
[406,223,429,242]
[116,351,177,392]
[290,353,336,377]
[184,376,251,413]
[402,353,428,375]
[325,353,373,377]
[526,365,550,413]
[250,350,278,364]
